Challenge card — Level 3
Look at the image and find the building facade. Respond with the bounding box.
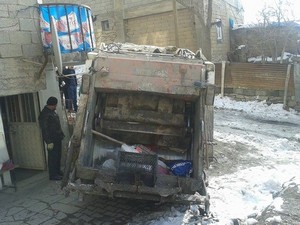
[0,0,70,177]
[52,0,243,62]
[0,0,243,180]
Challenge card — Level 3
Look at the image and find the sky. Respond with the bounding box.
[130,95,300,225]
[241,0,300,24]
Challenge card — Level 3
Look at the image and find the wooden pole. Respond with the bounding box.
[61,94,89,189]
[91,129,125,145]
[283,64,291,110]
[173,0,179,47]
[221,61,226,97]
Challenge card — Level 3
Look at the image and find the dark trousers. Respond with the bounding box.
[66,85,78,112]
[48,140,62,178]
[62,87,69,108]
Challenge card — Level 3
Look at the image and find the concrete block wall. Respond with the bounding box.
[126,11,176,47]
[177,10,197,51]
[124,0,163,8]
[0,58,46,96]
[81,0,115,45]
[121,0,243,62]
[210,0,243,62]
[125,8,197,51]
[42,0,243,62]
[0,0,46,97]
[0,2,42,58]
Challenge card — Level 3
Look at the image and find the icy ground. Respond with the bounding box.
[130,95,300,225]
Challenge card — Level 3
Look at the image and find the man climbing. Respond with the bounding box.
[63,66,78,112]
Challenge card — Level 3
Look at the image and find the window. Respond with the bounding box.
[215,19,223,43]
[6,94,36,122]
[101,20,109,31]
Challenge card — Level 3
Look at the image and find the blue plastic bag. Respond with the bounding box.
[165,160,193,177]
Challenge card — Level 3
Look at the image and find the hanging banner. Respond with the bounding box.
[39,4,96,54]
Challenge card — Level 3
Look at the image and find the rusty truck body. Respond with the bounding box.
[62,44,215,211]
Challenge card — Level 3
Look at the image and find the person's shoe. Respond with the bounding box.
[50,175,62,181]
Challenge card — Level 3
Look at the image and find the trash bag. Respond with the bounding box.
[165,160,193,177]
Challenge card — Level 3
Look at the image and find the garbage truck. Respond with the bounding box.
[62,43,215,212]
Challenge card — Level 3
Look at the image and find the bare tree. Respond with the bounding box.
[257,0,297,63]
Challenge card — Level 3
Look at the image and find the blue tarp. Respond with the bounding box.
[39,4,96,54]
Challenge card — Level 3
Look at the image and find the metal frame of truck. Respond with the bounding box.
[62,49,215,212]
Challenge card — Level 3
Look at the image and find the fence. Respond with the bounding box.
[214,62,299,109]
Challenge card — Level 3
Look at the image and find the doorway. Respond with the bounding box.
[0,93,46,170]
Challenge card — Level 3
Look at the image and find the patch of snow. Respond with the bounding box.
[265,215,282,223]
[247,52,294,63]
[131,95,300,225]
[237,45,246,50]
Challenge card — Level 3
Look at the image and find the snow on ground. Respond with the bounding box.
[209,95,300,224]
[214,95,300,123]
[130,95,300,225]
[247,52,294,63]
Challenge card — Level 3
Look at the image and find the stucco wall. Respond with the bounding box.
[0,0,46,97]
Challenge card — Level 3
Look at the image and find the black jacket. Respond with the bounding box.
[63,68,77,87]
[38,106,65,144]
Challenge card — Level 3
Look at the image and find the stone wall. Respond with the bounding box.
[0,0,46,97]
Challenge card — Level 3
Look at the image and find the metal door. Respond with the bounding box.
[5,93,46,170]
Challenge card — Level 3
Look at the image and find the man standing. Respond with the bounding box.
[39,97,65,180]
